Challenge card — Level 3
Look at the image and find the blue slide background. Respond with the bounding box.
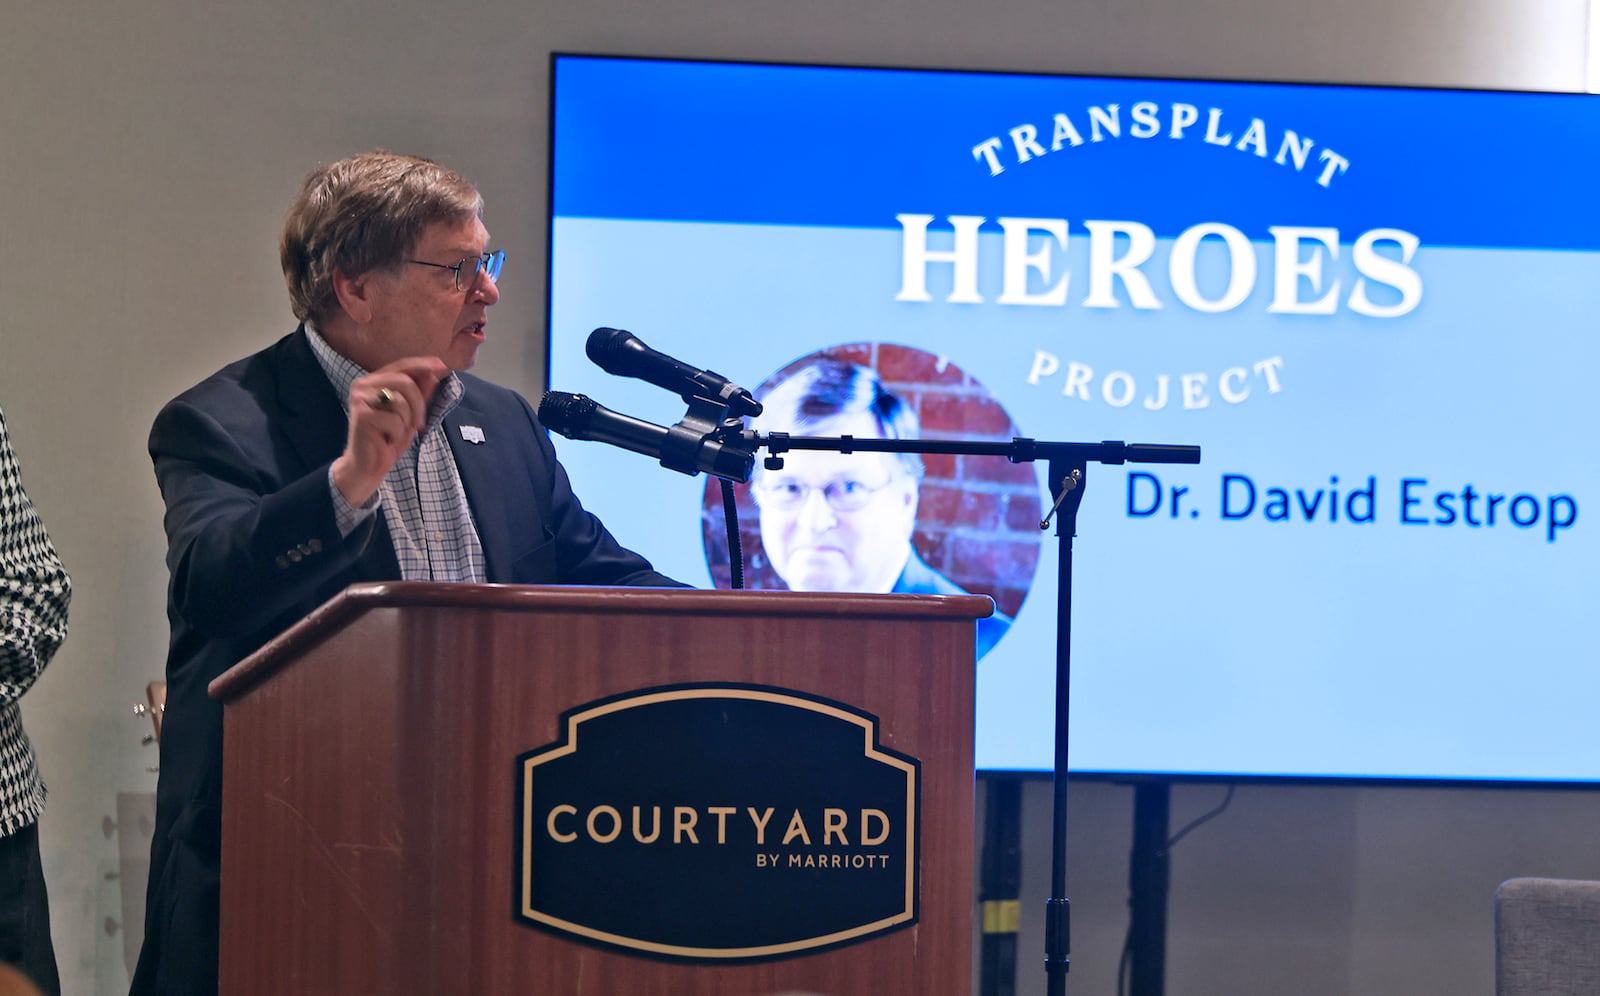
[547,56,1600,780]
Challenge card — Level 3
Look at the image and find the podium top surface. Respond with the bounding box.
[210,582,993,703]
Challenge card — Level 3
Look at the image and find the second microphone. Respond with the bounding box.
[538,391,756,483]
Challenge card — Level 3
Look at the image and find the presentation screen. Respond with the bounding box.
[546,54,1599,782]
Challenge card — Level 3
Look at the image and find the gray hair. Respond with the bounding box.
[280,149,483,324]
[753,359,924,480]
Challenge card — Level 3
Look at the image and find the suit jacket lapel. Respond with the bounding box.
[273,329,346,470]
[271,328,400,581]
[445,394,517,582]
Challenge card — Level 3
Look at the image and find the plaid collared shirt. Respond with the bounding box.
[307,327,486,583]
[0,407,71,837]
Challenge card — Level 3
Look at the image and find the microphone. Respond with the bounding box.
[586,328,763,418]
[538,391,755,483]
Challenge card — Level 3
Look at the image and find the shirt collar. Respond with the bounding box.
[304,322,464,430]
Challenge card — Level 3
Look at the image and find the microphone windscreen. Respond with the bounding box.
[585,328,634,370]
[537,391,594,437]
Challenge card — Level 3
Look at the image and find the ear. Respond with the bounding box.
[331,266,378,325]
[898,478,920,531]
[897,476,920,511]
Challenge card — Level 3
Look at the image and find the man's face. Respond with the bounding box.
[754,414,919,593]
[357,215,499,372]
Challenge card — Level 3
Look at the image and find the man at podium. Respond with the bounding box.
[132,150,678,996]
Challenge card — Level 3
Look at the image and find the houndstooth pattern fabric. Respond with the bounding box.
[0,406,71,838]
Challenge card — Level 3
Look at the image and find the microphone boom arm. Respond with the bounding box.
[757,432,1200,470]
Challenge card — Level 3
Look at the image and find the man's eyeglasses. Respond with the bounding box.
[752,477,897,512]
[408,250,506,291]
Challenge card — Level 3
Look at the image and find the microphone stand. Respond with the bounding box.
[552,386,1200,994]
[751,430,1200,996]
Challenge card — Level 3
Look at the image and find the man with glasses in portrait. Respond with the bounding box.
[132,150,677,996]
[747,358,1011,659]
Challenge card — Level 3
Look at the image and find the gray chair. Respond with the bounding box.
[1496,877,1600,995]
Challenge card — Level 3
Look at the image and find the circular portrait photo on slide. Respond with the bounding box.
[701,343,1042,661]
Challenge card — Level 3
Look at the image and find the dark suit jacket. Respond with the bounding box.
[131,328,676,996]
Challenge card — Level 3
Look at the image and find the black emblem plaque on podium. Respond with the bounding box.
[515,683,921,962]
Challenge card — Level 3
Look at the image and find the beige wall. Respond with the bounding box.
[1,0,1594,992]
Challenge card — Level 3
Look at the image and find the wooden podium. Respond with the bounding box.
[209,582,987,995]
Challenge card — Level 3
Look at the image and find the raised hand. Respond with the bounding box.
[330,356,449,506]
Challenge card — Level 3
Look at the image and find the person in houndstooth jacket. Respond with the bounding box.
[0,405,70,996]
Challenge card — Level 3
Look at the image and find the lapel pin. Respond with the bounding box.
[460,425,486,444]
